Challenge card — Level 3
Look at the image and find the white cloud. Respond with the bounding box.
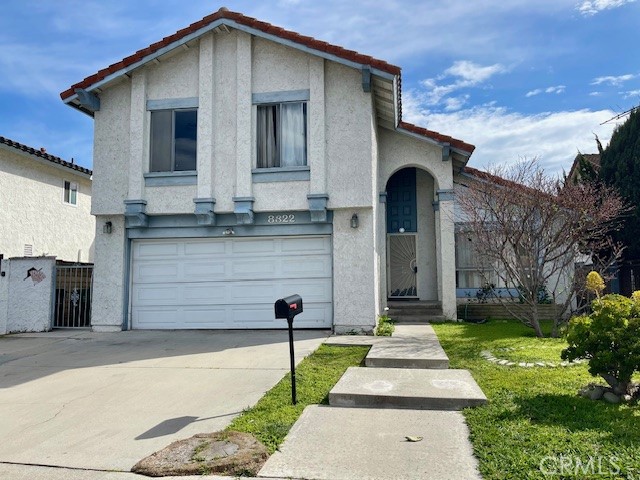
[591,74,635,86]
[420,60,507,106]
[444,95,470,111]
[623,89,640,98]
[545,85,566,94]
[589,91,602,96]
[526,85,566,97]
[444,61,507,83]
[403,91,617,175]
[577,0,637,15]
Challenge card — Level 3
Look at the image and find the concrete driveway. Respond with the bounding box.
[0,329,328,473]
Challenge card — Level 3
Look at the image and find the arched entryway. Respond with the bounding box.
[385,167,438,300]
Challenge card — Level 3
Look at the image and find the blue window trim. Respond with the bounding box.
[147,97,199,110]
[252,89,310,104]
[144,171,197,186]
[252,166,310,183]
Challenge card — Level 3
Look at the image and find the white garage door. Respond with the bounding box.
[130,236,332,329]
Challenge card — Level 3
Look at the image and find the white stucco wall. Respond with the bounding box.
[92,81,131,215]
[4,257,55,333]
[333,208,377,333]
[90,215,126,332]
[325,62,375,208]
[146,48,199,100]
[416,169,438,300]
[145,186,198,215]
[0,258,8,334]
[0,148,94,262]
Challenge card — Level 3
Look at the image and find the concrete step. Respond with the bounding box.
[364,324,449,369]
[393,314,447,324]
[329,367,487,410]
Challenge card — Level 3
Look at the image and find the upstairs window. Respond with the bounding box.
[64,180,78,205]
[257,102,307,168]
[150,109,197,172]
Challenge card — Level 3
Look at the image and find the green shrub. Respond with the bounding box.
[562,293,640,395]
[375,314,395,336]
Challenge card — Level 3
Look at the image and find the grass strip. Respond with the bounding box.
[432,320,640,480]
[226,344,369,454]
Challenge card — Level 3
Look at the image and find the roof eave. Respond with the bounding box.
[0,142,92,178]
[61,17,399,111]
[395,126,474,158]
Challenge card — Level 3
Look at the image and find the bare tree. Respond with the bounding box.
[457,158,627,337]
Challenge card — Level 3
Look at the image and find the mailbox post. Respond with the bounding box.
[275,294,303,405]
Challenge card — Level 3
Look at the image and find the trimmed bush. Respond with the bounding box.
[562,293,640,395]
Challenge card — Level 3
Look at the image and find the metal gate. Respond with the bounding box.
[53,263,93,328]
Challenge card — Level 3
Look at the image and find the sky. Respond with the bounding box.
[0,0,638,175]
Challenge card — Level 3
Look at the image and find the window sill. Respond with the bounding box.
[252,166,310,183]
[144,171,197,186]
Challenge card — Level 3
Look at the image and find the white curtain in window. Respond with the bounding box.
[280,103,306,167]
[257,106,278,168]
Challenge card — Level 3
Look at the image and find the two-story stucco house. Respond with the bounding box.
[61,8,474,333]
[0,136,94,262]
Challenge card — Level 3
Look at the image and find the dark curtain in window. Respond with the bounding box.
[257,105,279,168]
[174,110,197,171]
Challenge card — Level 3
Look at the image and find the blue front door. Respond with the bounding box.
[386,168,417,233]
[386,168,418,297]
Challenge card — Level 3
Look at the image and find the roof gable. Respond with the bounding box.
[0,136,92,177]
[61,7,474,157]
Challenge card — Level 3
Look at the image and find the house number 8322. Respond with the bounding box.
[268,214,296,223]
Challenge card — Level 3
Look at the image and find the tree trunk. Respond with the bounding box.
[530,318,545,338]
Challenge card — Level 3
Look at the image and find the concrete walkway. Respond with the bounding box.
[259,324,486,480]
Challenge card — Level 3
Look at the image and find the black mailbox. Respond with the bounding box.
[274,294,303,320]
[275,294,303,405]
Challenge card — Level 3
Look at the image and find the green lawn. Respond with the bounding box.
[226,344,369,454]
[432,320,640,480]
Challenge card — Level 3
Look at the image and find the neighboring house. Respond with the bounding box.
[453,165,577,308]
[0,136,94,262]
[566,152,600,184]
[61,8,474,333]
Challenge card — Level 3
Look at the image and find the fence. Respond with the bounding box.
[53,262,93,328]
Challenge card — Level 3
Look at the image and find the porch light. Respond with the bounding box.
[103,221,112,234]
[399,227,405,233]
[223,228,235,236]
[350,213,359,229]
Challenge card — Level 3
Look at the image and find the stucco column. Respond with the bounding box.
[0,257,9,334]
[91,215,126,332]
[437,192,457,319]
[235,31,252,199]
[128,70,147,200]
[309,56,326,194]
[197,33,214,199]
[333,208,377,333]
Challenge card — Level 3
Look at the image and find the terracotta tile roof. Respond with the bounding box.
[399,121,475,154]
[0,136,92,176]
[60,7,400,101]
[61,7,474,157]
